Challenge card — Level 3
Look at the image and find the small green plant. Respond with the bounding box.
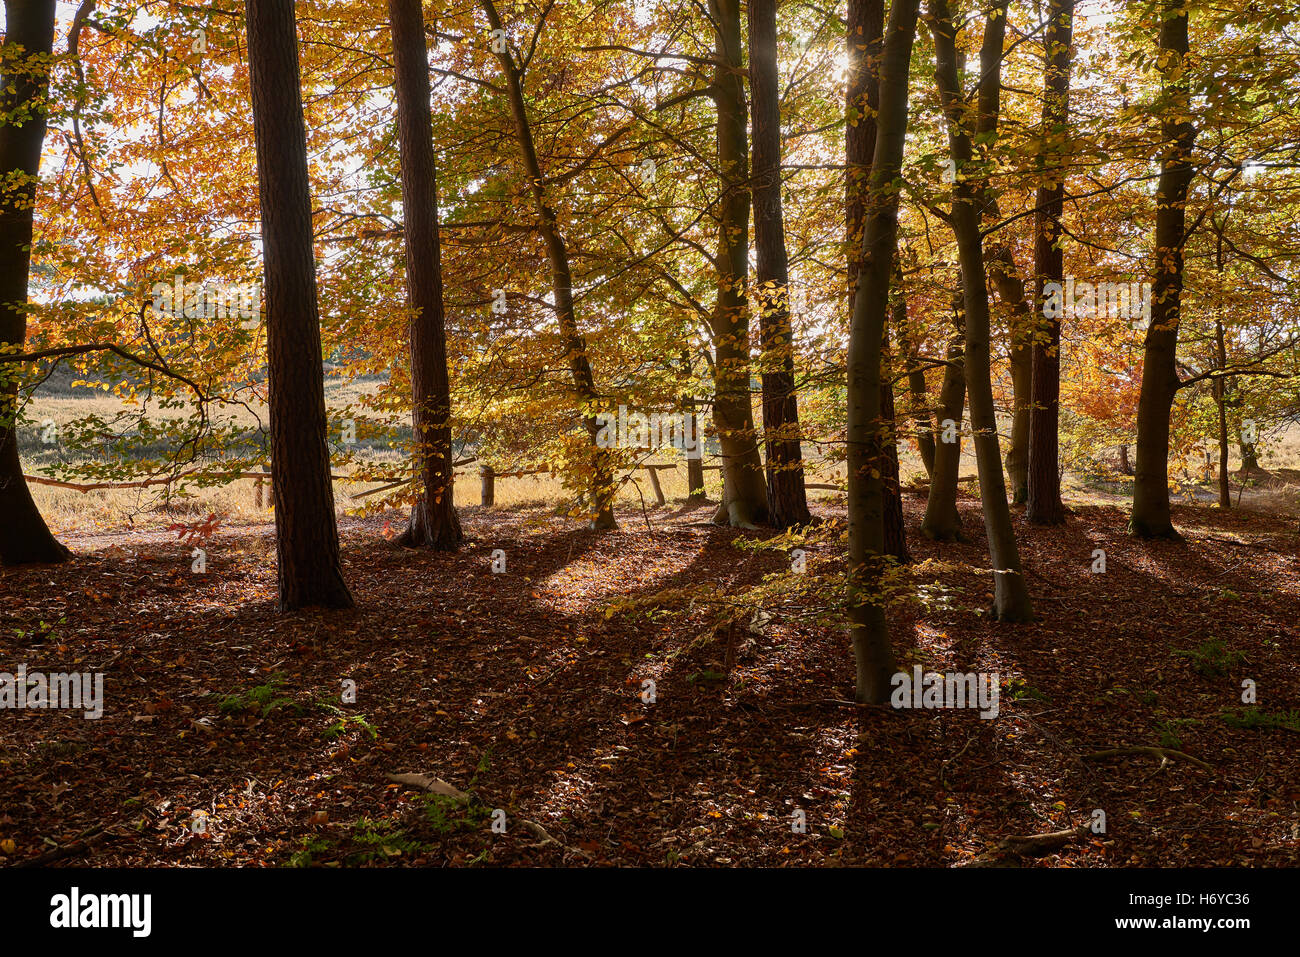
[1220,708,1300,732]
[687,670,727,684]
[1009,677,1048,702]
[322,713,378,741]
[288,835,333,868]
[12,617,66,645]
[215,673,302,718]
[348,817,419,863]
[1155,717,1199,750]
[420,793,492,835]
[1173,639,1245,679]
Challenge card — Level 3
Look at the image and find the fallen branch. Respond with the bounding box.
[964,825,1092,868]
[1085,746,1214,773]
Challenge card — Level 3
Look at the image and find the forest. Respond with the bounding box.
[0,0,1298,881]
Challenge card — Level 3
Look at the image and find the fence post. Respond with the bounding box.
[480,465,495,507]
[645,466,666,506]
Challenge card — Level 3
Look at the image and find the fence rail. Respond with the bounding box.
[25,459,844,508]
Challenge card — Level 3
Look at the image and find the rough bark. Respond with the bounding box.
[930,0,1033,621]
[1131,0,1195,539]
[749,0,810,529]
[389,0,462,550]
[709,0,768,528]
[246,0,353,610]
[846,0,918,703]
[0,0,71,566]
[481,0,616,529]
[1026,0,1074,525]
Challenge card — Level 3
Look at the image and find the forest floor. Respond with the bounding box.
[1,489,1298,867]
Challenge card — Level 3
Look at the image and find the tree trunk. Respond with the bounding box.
[709,0,768,528]
[1131,0,1195,539]
[921,297,966,540]
[481,0,616,529]
[1239,432,1259,471]
[0,0,70,566]
[389,0,463,550]
[1214,316,1230,508]
[971,3,1031,506]
[1026,0,1074,526]
[898,310,937,479]
[846,0,918,703]
[930,0,1032,621]
[749,0,810,530]
[847,0,907,559]
[880,325,909,562]
[985,244,1033,503]
[1119,443,1132,475]
[246,0,353,610]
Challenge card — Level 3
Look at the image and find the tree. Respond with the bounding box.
[749,0,811,529]
[246,0,353,609]
[929,0,1032,621]
[920,293,966,540]
[0,0,70,566]
[846,0,919,703]
[388,0,463,549]
[480,0,617,530]
[847,0,907,562]
[710,0,769,528]
[1131,0,1196,539]
[1026,0,1075,526]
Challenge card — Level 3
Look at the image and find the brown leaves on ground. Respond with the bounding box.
[0,493,1297,867]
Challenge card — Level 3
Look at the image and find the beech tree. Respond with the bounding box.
[480,0,617,530]
[847,0,907,562]
[0,0,69,566]
[246,0,353,609]
[1130,0,1196,539]
[749,0,810,530]
[1025,0,1075,526]
[929,0,1032,621]
[846,0,919,704]
[709,0,768,528]
[389,0,463,549]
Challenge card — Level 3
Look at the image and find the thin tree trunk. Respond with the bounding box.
[246,0,353,609]
[389,0,462,550]
[749,0,810,529]
[921,296,966,539]
[0,0,70,566]
[1214,316,1230,508]
[986,245,1033,503]
[481,0,616,529]
[897,305,937,479]
[880,325,909,562]
[709,0,768,528]
[1131,0,1195,539]
[930,0,1032,621]
[971,2,1031,505]
[847,0,906,560]
[1026,0,1074,525]
[846,0,919,703]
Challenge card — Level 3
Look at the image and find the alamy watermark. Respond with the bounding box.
[0,665,104,719]
[890,667,999,718]
[594,405,702,459]
[1043,278,1150,328]
[150,274,261,325]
